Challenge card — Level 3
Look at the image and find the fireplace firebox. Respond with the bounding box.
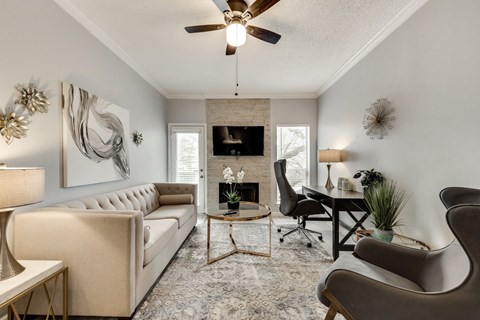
[219,183,259,203]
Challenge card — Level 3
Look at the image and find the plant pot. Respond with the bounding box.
[227,201,240,210]
[373,228,394,242]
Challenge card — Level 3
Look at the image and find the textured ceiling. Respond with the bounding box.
[55,0,427,99]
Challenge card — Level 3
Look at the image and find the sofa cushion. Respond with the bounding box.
[145,204,195,229]
[143,219,177,266]
[159,194,194,205]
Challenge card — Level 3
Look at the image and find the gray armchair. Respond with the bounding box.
[274,159,326,247]
[317,187,480,320]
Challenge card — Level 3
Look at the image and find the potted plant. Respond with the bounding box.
[363,180,409,242]
[222,165,244,209]
[353,168,384,189]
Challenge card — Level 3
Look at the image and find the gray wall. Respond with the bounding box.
[317,0,480,248]
[166,99,206,123]
[0,0,168,208]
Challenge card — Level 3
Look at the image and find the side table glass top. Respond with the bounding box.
[206,201,271,221]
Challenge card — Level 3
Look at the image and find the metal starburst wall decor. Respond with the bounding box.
[132,131,144,146]
[362,98,396,139]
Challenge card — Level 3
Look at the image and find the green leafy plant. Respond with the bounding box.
[353,169,384,189]
[364,180,410,231]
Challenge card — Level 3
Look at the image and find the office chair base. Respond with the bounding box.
[278,217,323,247]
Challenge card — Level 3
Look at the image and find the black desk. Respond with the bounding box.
[302,185,369,260]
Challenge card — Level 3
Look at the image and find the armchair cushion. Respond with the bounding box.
[318,254,423,305]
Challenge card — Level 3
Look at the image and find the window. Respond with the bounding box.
[276,125,310,200]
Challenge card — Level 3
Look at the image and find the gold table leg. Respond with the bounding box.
[207,217,272,265]
[4,267,68,320]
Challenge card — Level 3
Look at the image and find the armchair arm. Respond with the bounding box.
[297,193,307,201]
[295,199,326,216]
[324,269,470,320]
[354,237,428,283]
[13,208,143,316]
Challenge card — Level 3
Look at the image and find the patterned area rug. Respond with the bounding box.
[132,221,341,320]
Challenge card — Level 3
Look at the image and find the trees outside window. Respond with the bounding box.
[276,125,310,201]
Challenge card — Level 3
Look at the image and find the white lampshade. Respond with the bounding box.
[318,149,342,163]
[226,22,247,47]
[0,167,45,209]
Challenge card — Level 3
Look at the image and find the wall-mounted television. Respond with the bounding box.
[212,126,264,156]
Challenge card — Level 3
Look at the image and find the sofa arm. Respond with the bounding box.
[13,208,144,317]
[154,182,197,206]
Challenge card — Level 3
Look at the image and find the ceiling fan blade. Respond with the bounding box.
[245,0,280,19]
[246,25,281,44]
[226,44,237,55]
[185,24,226,33]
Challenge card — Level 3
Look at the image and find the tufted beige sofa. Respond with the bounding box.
[13,183,197,318]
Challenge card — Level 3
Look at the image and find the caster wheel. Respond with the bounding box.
[277,228,281,232]
[307,243,312,248]
[318,235,323,241]
[280,238,284,243]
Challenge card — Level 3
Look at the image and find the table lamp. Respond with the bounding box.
[318,149,341,189]
[0,167,44,280]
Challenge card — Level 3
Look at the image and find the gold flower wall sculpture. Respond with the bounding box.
[0,81,49,144]
[0,108,28,144]
[362,98,396,139]
[15,83,49,115]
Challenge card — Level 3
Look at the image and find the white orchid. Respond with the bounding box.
[236,170,245,183]
[222,165,245,203]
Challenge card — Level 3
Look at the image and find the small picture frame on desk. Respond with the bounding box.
[337,177,351,190]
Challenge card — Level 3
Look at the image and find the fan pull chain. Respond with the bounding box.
[235,50,239,96]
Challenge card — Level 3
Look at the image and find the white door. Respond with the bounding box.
[168,124,206,213]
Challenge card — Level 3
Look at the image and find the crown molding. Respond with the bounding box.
[316,0,429,97]
[168,92,318,100]
[53,0,171,99]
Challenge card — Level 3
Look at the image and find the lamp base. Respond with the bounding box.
[0,209,25,280]
[325,164,334,189]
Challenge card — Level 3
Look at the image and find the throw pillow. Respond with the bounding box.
[159,194,194,205]
[144,225,151,244]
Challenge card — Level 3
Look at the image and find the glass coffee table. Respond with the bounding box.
[206,201,271,264]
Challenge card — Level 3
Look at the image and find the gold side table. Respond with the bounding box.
[206,202,271,264]
[356,230,430,250]
[0,260,68,320]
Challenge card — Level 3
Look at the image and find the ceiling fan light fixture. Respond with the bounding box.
[226,21,246,47]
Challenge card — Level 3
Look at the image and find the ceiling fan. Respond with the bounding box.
[185,0,281,55]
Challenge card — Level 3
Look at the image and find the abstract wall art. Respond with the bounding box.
[62,81,130,187]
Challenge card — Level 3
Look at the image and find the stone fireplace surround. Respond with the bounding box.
[206,99,271,211]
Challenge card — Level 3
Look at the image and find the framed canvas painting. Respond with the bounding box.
[62,81,130,187]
